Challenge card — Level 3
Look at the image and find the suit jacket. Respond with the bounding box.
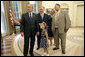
[52,10,71,33]
[20,12,39,36]
[37,13,51,28]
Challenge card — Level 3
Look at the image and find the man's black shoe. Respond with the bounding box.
[30,53,34,56]
[53,47,59,50]
[36,48,40,50]
[62,50,66,54]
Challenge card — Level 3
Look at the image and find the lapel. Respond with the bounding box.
[32,13,35,23]
[26,12,35,23]
[39,13,43,21]
[39,13,46,22]
[43,13,45,21]
[55,11,62,20]
[53,13,55,22]
[25,12,30,22]
[53,13,56,19]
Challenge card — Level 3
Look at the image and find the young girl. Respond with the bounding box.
[39,22,49,56]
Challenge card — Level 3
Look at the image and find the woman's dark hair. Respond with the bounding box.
[55,3,60,8]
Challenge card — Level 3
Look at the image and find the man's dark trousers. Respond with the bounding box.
[24,30,35,56]
[37,27,42,48]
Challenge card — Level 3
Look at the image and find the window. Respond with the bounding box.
[13,1,21,29]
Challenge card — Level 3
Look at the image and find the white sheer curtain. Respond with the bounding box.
[13,1,21,29]
[1,1,7,35]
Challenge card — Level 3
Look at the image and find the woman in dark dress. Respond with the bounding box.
[49,9,55,46]
[47,15,53,46]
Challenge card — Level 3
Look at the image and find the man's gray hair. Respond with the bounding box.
[27,4,33,9]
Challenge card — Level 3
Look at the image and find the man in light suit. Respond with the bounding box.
[52,4,71,54]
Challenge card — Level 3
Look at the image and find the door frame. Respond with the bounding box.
[76,4,84,27]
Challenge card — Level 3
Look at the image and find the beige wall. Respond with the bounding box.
[73,2,84,27]
[21,1,29,14]
[36,1,42,13]
[76,5,84,26]
[19,1,42,14]
[42,1,84,27]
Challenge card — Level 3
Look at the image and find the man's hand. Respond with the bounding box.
[21,32,24,37]
[64,29,68,33]
[36,32,40,36]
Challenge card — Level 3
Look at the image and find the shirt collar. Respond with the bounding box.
[55,10,60,13]
[40,13,44,15]
[29,12,33,16]
[55,10,60,16]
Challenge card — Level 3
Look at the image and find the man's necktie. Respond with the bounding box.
[30,13,32,22]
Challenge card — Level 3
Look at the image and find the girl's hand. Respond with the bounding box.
[21,32,24,37]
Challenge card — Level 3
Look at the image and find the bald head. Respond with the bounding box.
[27,4,33,13]
[39,6,45,9]
[39,6,45,13]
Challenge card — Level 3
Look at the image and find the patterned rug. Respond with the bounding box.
[14,28,84,56]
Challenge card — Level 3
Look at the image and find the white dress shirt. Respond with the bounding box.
[29,12,33,17]
[40,13,44,20]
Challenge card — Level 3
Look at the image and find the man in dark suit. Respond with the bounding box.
[36,6,50,50]
[20,4,39,56]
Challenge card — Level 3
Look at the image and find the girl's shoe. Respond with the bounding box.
[46,54,49,56]
[41,54,44,56]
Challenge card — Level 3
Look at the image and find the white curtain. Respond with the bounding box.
[1,1,7,35]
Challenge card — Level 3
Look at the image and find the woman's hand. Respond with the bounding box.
[47,40,49,45]
[45,32,49,45]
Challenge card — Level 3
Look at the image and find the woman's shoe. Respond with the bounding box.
[41,53,46,56]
